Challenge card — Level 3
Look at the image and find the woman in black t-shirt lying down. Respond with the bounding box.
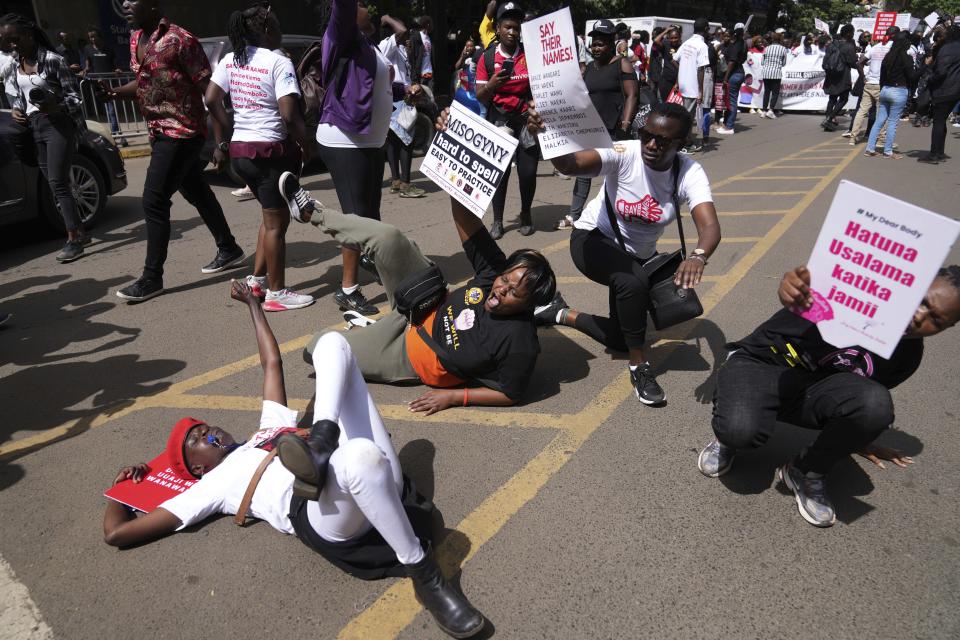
[697,264,960,528]
[103,281,485,639]
[279,171,557,416]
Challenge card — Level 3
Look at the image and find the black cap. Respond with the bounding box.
[588,19,616,37]
[496,2,523,21]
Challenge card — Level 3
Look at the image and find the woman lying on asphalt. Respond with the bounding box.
[280,169,557,416]
[102,280,485,639]
[526,102,722,406]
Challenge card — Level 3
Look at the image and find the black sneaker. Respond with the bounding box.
[55,240,84,263]
[334,287,378,314]
[631,363,666,405]
[0,312,11,327]
[201,246,245,274]
[278,170,314,223]
[116,277,164,302]
[489,220,504,240]
[533,292,568,326]
[359,254,381,285]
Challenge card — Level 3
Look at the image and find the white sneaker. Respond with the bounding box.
[263,288,314,311]
[758,110,768,119]
[245,274,267,299]
[766,110,777,119]
[715,126,735,135]
[343,310,377,329]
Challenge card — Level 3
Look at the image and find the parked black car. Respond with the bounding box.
[0,111,127,231]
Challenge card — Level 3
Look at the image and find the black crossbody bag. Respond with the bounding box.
[602,156,703,330]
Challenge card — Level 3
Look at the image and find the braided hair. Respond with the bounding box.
[227,3,271,68]
[0,13,56,52]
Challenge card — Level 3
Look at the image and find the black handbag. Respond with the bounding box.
[602,156,704,330]
[393,263,447,325]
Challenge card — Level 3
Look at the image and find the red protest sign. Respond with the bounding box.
[872,12,897,40]
[104,452,196,513]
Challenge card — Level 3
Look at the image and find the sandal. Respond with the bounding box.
[882,152,904,160]
[863,150,879,157]
[555,215,575,230]
[399,184,426,198]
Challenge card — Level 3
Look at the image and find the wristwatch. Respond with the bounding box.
[217,141,229,152]
[690,248,708,264]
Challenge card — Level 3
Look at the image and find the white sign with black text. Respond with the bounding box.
[421,101,519,219]
[522,8,612,159]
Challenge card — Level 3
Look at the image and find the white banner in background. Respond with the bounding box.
[740,49,858,112]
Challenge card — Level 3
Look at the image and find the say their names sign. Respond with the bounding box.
[421,101,518,218]
[799,181,959,358]
[522,8,612,159]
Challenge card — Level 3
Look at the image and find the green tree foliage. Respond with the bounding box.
[773,0,869,33]
[898,0,960,18]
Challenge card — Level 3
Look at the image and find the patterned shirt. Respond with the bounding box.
[761,44,788,79]
[129,19,211,139]
[3,46,83,121]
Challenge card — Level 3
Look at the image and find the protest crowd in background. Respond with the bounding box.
[2,2,960,638]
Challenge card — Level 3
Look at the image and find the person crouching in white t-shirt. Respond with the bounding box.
[206,6,314,313]
[527,102,722,406]
[102,280,485,639]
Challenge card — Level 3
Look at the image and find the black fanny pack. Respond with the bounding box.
[393,263,447,325]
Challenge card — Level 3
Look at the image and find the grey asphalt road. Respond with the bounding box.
[1,114,958,640]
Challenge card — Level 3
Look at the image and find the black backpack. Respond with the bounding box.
[822,43,846,74]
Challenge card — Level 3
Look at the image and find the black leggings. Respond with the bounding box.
[491,140,539,224]
[569,228,654,351]
[317,144,385,220]
[385,129,413,184]
[762,79,781,111]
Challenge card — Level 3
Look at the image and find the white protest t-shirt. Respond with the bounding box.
[160,401,300,534]
[674,34,710,98]
[316,46,393,149]
[575,142,713,259]
[210,47,300,142]
[863,41,892,84]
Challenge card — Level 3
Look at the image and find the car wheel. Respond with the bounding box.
[40,154,106,231]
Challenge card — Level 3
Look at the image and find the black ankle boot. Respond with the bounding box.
[405,553,485,638]
[276,420,340,500]
[489,217,504,240]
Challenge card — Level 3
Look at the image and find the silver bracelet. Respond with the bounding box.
[689,254,708,265]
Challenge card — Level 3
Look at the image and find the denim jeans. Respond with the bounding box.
[724,72,744,129]
[141,134,237,280]
[867,85,908,155]
[711,353,894,474]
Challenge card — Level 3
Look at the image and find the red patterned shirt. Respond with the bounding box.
[129,19,211,139]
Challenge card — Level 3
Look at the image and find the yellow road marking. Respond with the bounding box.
[712,191,808,196]
[768,164,832,169]
[718,209,790,216]
[726,175,824,180]
[336,144,862,639]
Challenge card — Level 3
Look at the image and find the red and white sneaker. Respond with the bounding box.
[245,275,267,300]
[263,288,314,312]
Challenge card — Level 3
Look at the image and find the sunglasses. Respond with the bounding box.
[638,128,680,149]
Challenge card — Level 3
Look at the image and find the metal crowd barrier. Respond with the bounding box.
[79,72,149,146]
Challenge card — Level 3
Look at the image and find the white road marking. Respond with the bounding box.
[0,554,53,640]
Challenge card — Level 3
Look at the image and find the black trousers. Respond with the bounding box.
[825,91,850,122]
[711,353,894,474]
[385,129,413,184]
[142,134,237,281]
[930,99,957,156]
[569,228,654,351]
[317,144,384,221]
[762,79,781,111]
[30,112,81,231]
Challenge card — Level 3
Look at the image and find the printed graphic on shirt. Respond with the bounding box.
[465,287,485,305]
[617,194,663,223]
[818,348,875,378]
[454,309,477,331]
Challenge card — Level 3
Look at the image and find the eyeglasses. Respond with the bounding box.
[638,128,680,149]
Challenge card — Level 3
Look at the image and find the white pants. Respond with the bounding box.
[305,332,425,565]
